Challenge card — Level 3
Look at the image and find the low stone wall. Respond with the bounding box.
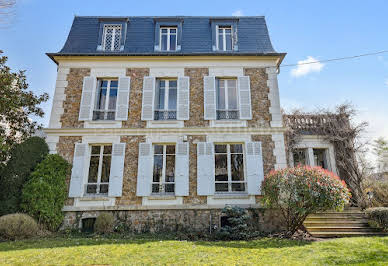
[62,208,285,234]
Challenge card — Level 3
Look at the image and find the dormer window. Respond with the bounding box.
[160,27,177,51]
[217,26,233,51]
[102,25,122,51]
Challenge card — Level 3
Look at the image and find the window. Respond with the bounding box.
[102,25,122,51]
[86,145,112,195]
[152,144,175,194]
[292,148,308,166]
[154,79,177,120]
[93,79,118,120]
[313,148,329,169]
[216,79,239,120]
[215,144,245,193]
[160,27,177,51]
[217,26,233,51]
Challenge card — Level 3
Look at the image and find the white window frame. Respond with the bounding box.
[214,143,246,193]
[94,79,118,121]
[152,144,176,195]
[216,25,233,51]
[155,79,177,120]
[86,144,112,195]
[216,78,239,120]
[160,27,178,51]
[102,24,122,52]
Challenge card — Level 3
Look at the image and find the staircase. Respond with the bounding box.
[304,208,387,238]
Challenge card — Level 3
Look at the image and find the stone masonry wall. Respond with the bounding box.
[122,68,149,128]
[116,136,146,206]
[244,68,272,128]
[57,136,82,206]
[184,68,209,127]
[62,208,285,233]
[60,68,90,128]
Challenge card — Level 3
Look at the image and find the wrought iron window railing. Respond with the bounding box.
[151,182,175,195]
[216,110,239,120]
[85,183,109,195]
[93,110,116,121]
[215,181,247,193]
[154,110,177,120]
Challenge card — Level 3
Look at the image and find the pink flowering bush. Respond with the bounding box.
[262,166,351,234]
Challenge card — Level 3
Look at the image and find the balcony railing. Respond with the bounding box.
[154,110,177,120]
[151,182,175,195]
[284,114,349,133]
[216,110,239,120]
[93,110,115,121]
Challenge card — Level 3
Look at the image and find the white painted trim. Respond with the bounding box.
[48,67,69,128]
[146,120,184,128]
[207,195,255,206]
[90,68,126,78]
[206,134,251,143]
[149,67,184,77]
[209,120,247,127]
[74,197,115,207]
[82,135,120,144]
[142,196,183,206]
[46,135,59,154]
[208,67,243,77]
[84,121,122,128]
[272,133,287,170]
[266,67,283,128]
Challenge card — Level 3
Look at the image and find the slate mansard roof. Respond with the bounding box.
[47,16,285,62]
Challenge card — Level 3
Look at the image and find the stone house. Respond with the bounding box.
[45,16,339,232]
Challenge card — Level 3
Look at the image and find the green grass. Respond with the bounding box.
[0,235,387,265]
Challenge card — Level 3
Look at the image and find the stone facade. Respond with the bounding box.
[244,68,271,128]
[116,135,146,206]
[56,136,82,206]
[62,208,285,233]
[60,68,90,128]
[184,68,209,127]
[122,68,149,128]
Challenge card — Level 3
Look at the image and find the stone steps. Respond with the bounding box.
[304,208,387,238]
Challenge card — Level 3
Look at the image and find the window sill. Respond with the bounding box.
[84,121,122,129]
[210,120,247,128]
[148,195,176,200]
[146,120,184,128]
[79,195,111,201]
[213,193,249,199]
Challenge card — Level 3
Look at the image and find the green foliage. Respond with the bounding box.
[94,213,115,234]
[21,154,70,231]
[0,137,49,216]
[0,51,49,162]
[0,213,39,240]
[215,206,250,240]
[366,207,388,232]
[262,166,351,234]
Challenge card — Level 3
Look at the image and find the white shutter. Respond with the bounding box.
[197,142,215,195]
[245,142,264,195]
[177,76,190,120]
[175,142,189,196]
[136,143,153,196]
[69,143,88,197]
[79,76,97,121]
[238,76,252,120]
[141,76,155,120]
[115,77,131,120]
[108,143,126,197]
[203,76,216,120]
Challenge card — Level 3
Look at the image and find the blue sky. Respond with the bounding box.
[0,0,387,142]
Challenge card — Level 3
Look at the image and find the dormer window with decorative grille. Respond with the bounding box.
[102,25,122,51]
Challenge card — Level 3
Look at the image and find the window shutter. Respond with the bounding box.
[197,142,215,195]
[245,142,264,195]
[136,143,153,196]
[69,143,88,197]
[115,77,131,121]
[141,77,155,120]
[238,76,252,120]
[175,142,189,196]
[203,76,216,120]
[79,76,97,121]
[177,77,190,120]
[108,143,126,197]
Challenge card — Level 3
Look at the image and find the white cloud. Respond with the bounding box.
[232,10,244,16]
[384,79,388,87]
[290,56,324,77]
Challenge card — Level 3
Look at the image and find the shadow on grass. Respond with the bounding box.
[0,234,312,252]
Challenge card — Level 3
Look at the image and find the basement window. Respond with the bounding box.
[81,218,96,233]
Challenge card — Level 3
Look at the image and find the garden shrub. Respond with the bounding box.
[21,154,70,231]
[215,206,250,240]
[0,137,48,215]
[365,207,388,232]
[94,213,115,234]
[0,213,39,240]
[262,166,351,234]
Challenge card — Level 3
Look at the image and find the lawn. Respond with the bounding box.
[0,236,387,265]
